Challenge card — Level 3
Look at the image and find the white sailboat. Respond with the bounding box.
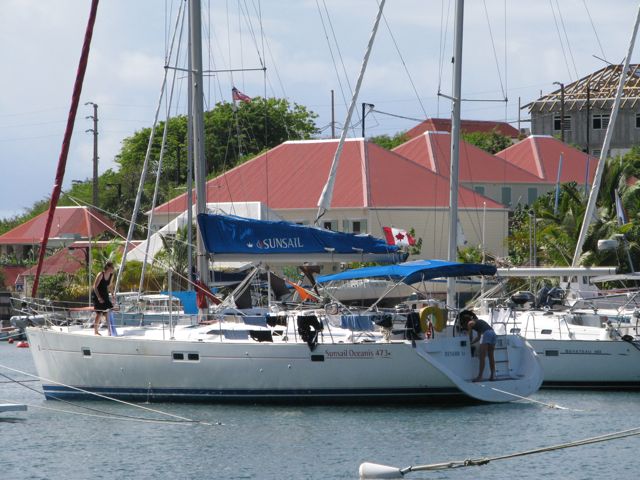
[477,5,640,388]
[25,0,542,404]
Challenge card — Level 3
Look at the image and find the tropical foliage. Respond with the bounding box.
[461,130,512,154]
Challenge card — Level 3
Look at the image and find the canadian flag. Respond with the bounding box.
[383,226,416,247]
[232,86,252,103]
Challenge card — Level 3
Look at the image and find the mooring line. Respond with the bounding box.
[361,426,640,478]
[484,384,580,411]
[0,363,221,426]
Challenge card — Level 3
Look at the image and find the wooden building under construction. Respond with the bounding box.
[526,64,640,157]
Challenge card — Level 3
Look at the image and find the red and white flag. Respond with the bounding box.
[383,226,416,247]
[232,87,251,103]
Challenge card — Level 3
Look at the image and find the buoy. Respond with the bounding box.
[16,341,29,348]
[8,337,14,344]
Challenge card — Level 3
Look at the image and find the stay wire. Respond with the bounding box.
[0,363,217,426]
[0,372,204,425]
[380,5,428,119]
[582,0,607,63]
[482,0,506,99]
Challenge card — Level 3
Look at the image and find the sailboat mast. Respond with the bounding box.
[446,0,464,309]
[189,0,209,284]
[571,5,640,266]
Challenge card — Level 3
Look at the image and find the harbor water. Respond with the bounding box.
[1,342,638,480]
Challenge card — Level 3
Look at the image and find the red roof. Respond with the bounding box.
[405,118,520,140]
[19,247,86,278]
[496,136,598,183]
[153,139,503,214]
[394,132,541,184]
[0,206,115,245]
[1,265,28,288]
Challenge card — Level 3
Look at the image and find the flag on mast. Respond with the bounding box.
[383,226,416,247]
[232,87,252,103]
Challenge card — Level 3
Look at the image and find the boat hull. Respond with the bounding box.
[26,327,541,403]
[529,338,640,389]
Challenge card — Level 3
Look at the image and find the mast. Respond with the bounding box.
[572,6,640,266]
[315,0,386,224]
[446,0,464,309]
[189,0,209,285]
[31,0,99,297]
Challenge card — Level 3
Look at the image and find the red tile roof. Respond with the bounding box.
[394,132,541,184]
[19,247,86,278]
[0,206,115,245]
[1,265,28,289]
[405,118,520,140]
[496,135,598,184]
[153,139,503,215]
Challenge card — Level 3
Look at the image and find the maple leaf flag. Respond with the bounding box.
[383,226,416,247]
[232,86,251,103]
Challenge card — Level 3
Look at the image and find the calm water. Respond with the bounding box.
[1,343,639,480]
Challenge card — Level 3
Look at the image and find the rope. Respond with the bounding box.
[0,363,217,426]
[401,426,640,474]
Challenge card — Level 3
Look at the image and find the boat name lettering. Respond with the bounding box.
[325,349,389,359]
[563,349,602,355]
[256,237,304,249]
[444,351,463,357]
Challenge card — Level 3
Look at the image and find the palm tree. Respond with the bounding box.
[153,225,193,290]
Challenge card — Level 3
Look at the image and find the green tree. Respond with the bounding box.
[369,132,409,150]
[153,226,193,290]
[462,130,511,154]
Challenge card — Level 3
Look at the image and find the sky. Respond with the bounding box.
[1,0,639,219]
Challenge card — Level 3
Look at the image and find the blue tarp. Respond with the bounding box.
[316,259,497,285]
[163,291,197,315]
[197,214,398,256]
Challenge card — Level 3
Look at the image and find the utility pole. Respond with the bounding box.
[361,102,374,138]
[85,102,99,207]
[553,82,565,143]
[331,90,336,139]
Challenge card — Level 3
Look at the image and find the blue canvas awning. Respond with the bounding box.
[197,214,402,263]
[316,259,497,285]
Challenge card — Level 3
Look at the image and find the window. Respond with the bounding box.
[591,149,601,157]
[322,220,338,231]
[553,115,571,131]
[342,219,367,234]
[501,187,512,206]
[474,186,485,196]
[636,113,640,128]
[528,187,538,205]
[592,114,610,130]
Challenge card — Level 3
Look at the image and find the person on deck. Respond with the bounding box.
[92,261,115,335]
[459,310,496,382]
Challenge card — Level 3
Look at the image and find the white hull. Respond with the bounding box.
[26,324,542,403]
[488,308,640,388]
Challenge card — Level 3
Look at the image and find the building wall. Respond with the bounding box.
[277,207,508,259]
[531,107,640,155]
[462,182,551,209]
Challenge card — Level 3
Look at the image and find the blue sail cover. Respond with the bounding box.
[316,259,497,285]
[197,214,398,256]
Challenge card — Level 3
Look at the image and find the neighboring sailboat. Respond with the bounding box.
[25,0,543,404]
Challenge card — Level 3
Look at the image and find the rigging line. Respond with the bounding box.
[238,0,266,69]
[554,0,580,81]
[140,2,187,295]
[482,0,506,99]
[437,0,453,102]
[248,0,286,99]
[322,0,360,126]
[315,0,351,127]
[226,0,234,87]
[0,373,206,425]
[582,0,607,62]
[380,6,428,119]
[0,363,213,425]
[548,0,574,83]
[371,109,424,122]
